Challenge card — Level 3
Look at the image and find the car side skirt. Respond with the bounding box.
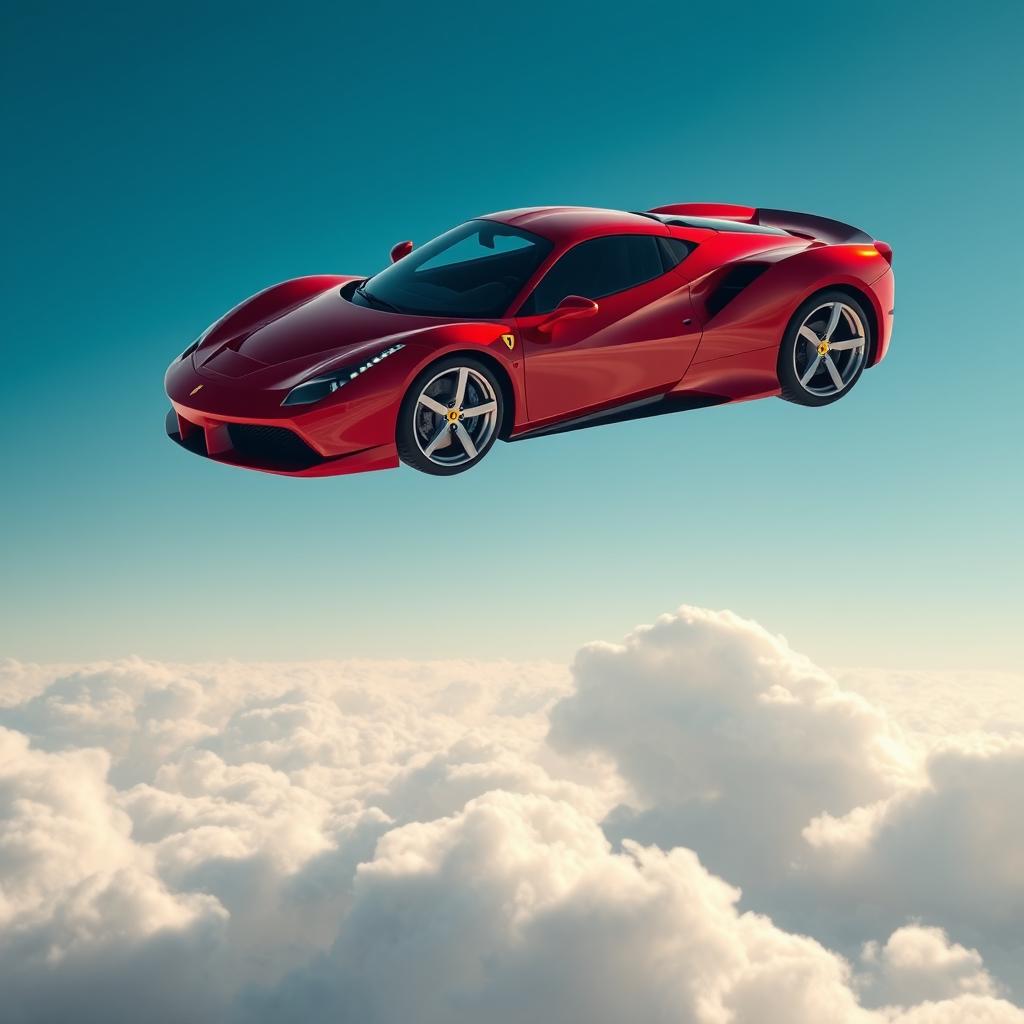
[509,391,728,441]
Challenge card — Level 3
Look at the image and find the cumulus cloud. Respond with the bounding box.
[255,792,877,1024]
[0,610,1022,1022]
[0,727,229,1024]
[548,607,919,889]
[860,925,1000,1006]
[800,739,1024,993]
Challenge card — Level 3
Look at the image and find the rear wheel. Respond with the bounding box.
[396,356,504,475]
[778,291,871,406]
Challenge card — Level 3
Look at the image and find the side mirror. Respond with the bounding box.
[538,294,600,334]
[390,240,414,263]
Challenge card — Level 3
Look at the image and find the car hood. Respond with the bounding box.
[194,287,462,389]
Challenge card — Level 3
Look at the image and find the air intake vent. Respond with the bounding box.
[226,424,321,469]
[704,263,769,319]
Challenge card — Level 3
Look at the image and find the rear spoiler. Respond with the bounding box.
[648,203,873,245]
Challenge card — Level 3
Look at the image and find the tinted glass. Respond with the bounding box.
[522,234,666,315]
[353,220,552,318]
[657,236,695,269]
[417,230,533,271]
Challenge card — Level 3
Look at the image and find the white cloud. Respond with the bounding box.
[800,739,1024,992]
[547,609,1024,985]
[548,606,920,896]
[0,610,1021,1022]
[257,791,878,1024]
[834,668,1024,746]
[0,726,230,1024]
[884,997,1024,1024]
[0,727,218,940]
[860,925,999,1006]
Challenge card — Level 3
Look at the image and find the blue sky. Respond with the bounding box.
[1,0,1021,669]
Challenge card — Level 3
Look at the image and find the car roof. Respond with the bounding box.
[480,206,669,245]
[479,205,796,247]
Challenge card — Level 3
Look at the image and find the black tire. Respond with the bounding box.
[396,355,505,476]
[778,290,872,407]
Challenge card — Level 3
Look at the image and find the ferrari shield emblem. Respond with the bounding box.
[501,333,516,351]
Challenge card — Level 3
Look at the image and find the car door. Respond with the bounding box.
[514,234,701,424]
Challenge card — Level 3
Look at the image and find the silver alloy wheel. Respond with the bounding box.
[793,300,868,397]
[412,365,499,467]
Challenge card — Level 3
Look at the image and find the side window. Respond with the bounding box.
[520,234,666,315]
[657,236,695,269]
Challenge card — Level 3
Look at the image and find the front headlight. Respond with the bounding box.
[281,344,405,407]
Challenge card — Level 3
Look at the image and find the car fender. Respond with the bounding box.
[392,321,529,431]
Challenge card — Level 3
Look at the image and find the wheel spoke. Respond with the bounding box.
[799,325,820,348]
[824,355,844,390]
[800,355,822,386]
[423,425,453,457]
[413,365,499,465]
[828,337,864,352]
[454,367,469,406]
[418,394,447,415]
[454,422,477,459]
[823,302,844,340]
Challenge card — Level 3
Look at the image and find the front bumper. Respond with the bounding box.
[165,408,398,477]
[163,350,407,478]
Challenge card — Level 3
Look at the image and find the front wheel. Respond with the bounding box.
[396,356,504,475]
[778,291,872,406]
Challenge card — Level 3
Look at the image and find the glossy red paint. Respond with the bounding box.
[164,203,894,477]
[515,259,700,425]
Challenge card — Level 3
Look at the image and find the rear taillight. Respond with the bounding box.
[874,240,893,265]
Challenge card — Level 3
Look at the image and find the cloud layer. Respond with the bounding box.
[1,609,1022,1023]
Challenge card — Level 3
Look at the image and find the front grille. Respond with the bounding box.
[226,424,322,469]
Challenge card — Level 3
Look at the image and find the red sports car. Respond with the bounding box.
[164,203,894,477]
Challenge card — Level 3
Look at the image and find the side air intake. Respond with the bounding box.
[704,263,770,319]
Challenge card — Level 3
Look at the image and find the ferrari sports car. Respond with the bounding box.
[164,202,894,477]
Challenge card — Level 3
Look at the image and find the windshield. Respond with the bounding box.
[353,220,552,318]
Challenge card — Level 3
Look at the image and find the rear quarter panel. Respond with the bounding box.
[678,243,890,399]
[693,245,889,362]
